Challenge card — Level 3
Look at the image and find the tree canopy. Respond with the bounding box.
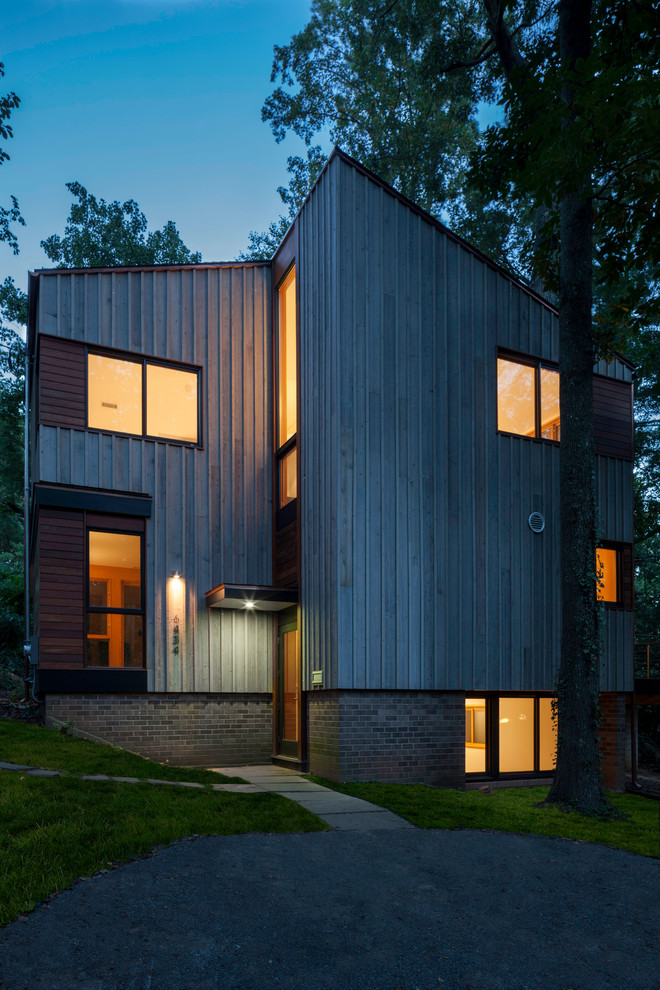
[0,61,25,256]
[41,182,202,269]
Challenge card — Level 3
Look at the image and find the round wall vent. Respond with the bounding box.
[528,512,545,533]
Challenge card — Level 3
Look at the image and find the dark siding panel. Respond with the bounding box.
[37,508,85,669]
[621,544,634,611]
[274,518,298,588]
[39,337,86,429]
[593,376,633,460]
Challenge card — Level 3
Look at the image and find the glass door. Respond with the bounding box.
[277,608,300,758]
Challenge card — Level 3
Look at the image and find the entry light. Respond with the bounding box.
[244,600,255,609]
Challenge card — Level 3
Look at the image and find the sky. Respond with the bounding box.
[1,0,315,293]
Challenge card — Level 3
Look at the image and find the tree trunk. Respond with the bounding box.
[546,0,612,813]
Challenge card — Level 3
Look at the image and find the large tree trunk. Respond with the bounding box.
[546,0,611,813]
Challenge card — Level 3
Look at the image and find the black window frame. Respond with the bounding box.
[85,525,146,669]
[497,350,560,444]
[465,693,557,779]
[86,346,203,448]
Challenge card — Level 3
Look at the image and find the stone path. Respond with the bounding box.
[0,760,414,831]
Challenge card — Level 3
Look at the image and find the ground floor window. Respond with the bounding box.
[466,694,557,776]
[87,528,145,667]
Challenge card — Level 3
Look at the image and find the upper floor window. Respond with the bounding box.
[88,352,199,444]
[596,546,619,603]
[277,266,297,449]
[497,354,560,442]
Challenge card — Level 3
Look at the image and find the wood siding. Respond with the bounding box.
[593,376,633,461]
[38,336,86,429]
[298,153,633,694]
[37,508,85,668]
[274,518,298,588]
[34,265,274,693]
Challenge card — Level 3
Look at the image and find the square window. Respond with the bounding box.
[497,354,560,441]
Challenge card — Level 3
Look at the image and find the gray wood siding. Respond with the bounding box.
[35,265,274,693]
[299,154,632,693]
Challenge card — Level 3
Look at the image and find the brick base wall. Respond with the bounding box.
[599,691,627,792]
[45,693,272,767]
[307,690,465,787]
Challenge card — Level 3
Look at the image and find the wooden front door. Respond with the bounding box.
[276,608,300,758]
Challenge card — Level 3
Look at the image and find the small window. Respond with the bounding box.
[596,547,618,603]
[88,352,200,444]
[87,529,144,668]
[497,355,560,441]
[279,447,297,507]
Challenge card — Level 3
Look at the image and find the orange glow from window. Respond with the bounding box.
[87,531,143,668]
[497,358,535,436]
[279,446,297,507]
[278,267,297,447]
[596,548,618,602]
[540,367,560,440]
[88,354,142,434]
[146,364,198,443]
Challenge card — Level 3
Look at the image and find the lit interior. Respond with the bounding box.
[279,446,297,507]
[87,531,142,668]
[283,628,299,742]
[146,363,198,442]
[497,358,535,437]
[278,267,297,447]
[499,697,535,773]
[465,698,486,773]
[538,697,557,771]
[540,367,560,440]
[596,547,618,602]
[88,353,142,434]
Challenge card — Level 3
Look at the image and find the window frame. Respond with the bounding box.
[465,693,557,779]
[597,541,633,610]
[86,346,203,448]
[497,349,560,444]
[85,523,146,669]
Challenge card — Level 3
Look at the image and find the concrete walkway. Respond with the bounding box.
[211,763,415,831]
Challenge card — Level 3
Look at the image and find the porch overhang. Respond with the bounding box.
[205,583,298,612]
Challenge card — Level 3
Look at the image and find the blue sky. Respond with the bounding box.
[1,0,314,291]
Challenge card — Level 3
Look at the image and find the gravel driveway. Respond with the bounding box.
[1,828,659,990]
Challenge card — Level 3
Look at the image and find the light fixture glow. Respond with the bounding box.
[244,600,255,609]
[172,571,180,580]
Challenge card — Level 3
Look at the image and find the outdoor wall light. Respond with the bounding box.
[244,600,255,609]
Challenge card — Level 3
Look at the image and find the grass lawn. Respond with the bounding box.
[0,719,243,784]
[310,777,659,858]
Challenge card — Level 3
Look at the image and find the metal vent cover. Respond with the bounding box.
[528,512,545,533]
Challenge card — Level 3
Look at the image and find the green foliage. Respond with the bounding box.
[310,777,658,858]
[0,61,24,256]
[0,773,326,926]
[40,182,202,269]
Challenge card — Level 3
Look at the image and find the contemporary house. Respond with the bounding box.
[27,149,634,789]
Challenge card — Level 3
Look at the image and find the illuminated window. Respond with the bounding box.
[278,266,297,447]
[596,547,618,603]
[466,695,557,776]
[88,352,199,444]
[87,530,144,668]
[465,698,486,773]
[279,446,297,507]
[497,355,560,441]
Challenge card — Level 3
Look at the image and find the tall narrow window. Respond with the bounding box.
[497,354,560,441]
[276,266,297,512]
[87,530,144,668]
[596,547,619,603]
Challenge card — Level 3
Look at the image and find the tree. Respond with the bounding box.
[258,0,660,812]
[0,62,24,256]
[41,182,202,268]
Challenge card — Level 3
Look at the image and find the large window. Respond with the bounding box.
[87,529,144,667]
[497,354,560,441]
[276,266,297,513]
[465,695,557,776]
[88,352,199,444]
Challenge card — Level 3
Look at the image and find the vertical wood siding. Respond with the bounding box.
[299,154,632,693]
[35,265,274,693]
[37,508,85,668]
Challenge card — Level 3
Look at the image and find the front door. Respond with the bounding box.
[276,608,300,758]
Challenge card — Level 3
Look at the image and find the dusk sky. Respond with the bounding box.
[2,0,315,293]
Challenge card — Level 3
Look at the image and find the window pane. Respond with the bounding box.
[596,547,618,602]
[499,697,535,772]
[283,629,299,741]
[279,446,297,507]
[89,531,141,604]
[497,358,536,437]
[540,367,560,440]
[539,697,557,771]
[278,267,297,446]
[146,364,198,443]
[465,698,486,773]
[123,615,144,667]
[86,613,144,668]
[88,354,142,434]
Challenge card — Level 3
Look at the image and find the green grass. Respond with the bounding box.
[0,720,243,784]
[0,773,327,926]
[309,777,659,858]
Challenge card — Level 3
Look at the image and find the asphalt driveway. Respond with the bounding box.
[1,828,659,990]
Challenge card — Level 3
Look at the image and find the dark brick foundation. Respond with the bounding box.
[599,691,627,792]
[44,693,272,767]
[307,690,465,787]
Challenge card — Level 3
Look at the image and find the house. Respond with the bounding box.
[26,149,634,789]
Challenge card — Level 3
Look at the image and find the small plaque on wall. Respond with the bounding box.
[312,670,323,687]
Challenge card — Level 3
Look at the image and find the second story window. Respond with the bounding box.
[276,266,297,511]
[497,354,560,442]
[87,352,200,445]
